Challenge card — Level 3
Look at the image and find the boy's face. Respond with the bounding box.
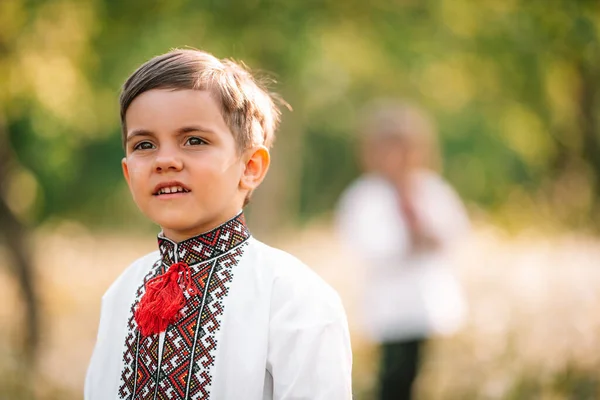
[122,89,253,242]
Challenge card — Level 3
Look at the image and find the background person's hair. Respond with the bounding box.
[358,98,441,172]
[119,48,285,151]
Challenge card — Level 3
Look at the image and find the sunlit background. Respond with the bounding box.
[1,0,600,399]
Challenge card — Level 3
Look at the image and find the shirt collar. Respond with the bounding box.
[157,213,251,266]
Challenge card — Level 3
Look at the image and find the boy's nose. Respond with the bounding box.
[153,151,183,172]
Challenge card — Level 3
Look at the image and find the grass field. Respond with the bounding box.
[1,221,599,399]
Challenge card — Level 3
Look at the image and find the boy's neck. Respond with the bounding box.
[160,210,245,243]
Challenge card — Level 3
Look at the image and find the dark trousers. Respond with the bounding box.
[378,339,425,400]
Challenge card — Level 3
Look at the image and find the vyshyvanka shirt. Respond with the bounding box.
[85,214,352,399]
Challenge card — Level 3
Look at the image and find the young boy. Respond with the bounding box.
[85,49,352,400]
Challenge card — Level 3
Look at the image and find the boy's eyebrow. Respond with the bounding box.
[126,129,154,142]
[176,125,216,135]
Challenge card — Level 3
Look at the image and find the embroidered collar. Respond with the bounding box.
[157,213,251,266]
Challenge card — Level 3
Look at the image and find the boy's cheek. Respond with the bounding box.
[122,164,145,196]
[125,160,147,179]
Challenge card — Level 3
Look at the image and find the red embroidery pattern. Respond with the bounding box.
[156,245,246,399]
[118,214,250,399]
[119,261,164,398]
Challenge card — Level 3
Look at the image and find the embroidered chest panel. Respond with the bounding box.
[118,215,250,400]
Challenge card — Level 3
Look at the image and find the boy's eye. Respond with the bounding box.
[185,137,207,146]
[133,141,155,151]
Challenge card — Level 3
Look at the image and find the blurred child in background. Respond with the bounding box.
[336,100,469,399]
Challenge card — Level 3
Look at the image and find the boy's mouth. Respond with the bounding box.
[153,182,191,196]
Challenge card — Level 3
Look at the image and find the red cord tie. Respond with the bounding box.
[134,262,194,337]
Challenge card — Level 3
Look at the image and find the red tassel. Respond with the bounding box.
[135,262,192,337]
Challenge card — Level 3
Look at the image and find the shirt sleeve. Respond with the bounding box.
[266,273,353,400]
[84,295,110,400]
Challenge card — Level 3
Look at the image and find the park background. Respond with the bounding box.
[1,0,600,398]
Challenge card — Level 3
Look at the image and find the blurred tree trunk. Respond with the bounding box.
[0,119,39,366]
[577,58,600,212]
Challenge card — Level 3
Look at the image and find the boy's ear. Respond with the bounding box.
[239,146,270,191]
[121,157,132,187]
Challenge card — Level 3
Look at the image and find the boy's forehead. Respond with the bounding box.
[125,89,228,132]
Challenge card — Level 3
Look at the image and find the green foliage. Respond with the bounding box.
[1,0,600,229]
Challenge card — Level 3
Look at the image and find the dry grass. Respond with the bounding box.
[1,221,599,399]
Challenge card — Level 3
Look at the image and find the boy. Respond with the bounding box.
[85,49,352,399]
[336,100,468,399]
